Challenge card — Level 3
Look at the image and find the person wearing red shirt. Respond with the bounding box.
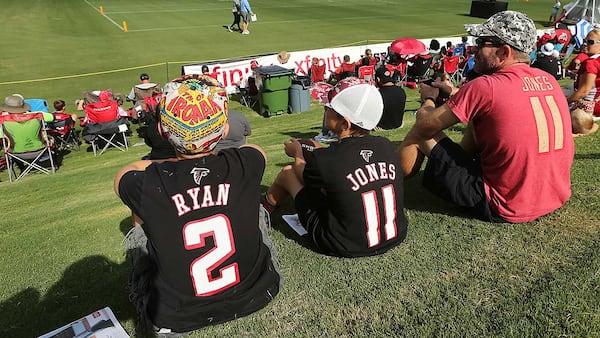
[398,11,574,223]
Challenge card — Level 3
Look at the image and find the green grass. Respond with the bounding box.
[1,0,599,337]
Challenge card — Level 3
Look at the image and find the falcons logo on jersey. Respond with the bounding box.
[190,167,210,185]
[360,150,373,162]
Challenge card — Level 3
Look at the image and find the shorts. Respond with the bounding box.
[294,187,337,254]
[241,11,250,23]
[423,137,504,222]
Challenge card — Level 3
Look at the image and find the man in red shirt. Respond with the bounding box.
[398,10,574,223]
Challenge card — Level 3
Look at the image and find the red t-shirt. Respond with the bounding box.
[576,56,600,100]
[447,64,574,222]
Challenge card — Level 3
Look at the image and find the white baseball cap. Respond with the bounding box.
[317,77,383,130]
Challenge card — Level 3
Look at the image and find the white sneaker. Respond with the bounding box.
[242,30,250,35]
[314,132,337,143]
[227,26,233,32]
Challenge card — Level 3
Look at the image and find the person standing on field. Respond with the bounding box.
[240,0,253,35]
[228,0,241,32]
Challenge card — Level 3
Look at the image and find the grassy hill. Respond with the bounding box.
[0,1,598,337]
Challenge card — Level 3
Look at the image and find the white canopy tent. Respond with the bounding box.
[561,0,600,26]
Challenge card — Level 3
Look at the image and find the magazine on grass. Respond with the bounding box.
[38,306,129,338]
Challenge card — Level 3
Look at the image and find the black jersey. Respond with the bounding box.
[119,147,280,332]
[302,135,407,257]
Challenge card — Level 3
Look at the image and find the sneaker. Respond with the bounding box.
[259,204,272,230]
[314,132,337,143]
[242,30,250,35]
[227,26,233,32]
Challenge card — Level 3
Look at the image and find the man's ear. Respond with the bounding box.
[497,44,511,60]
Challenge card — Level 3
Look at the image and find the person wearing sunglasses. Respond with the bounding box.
[398,10,574,224]
[567,28,600,118]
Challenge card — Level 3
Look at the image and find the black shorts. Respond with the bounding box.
[294,187,338,254]
[423,137,504,223]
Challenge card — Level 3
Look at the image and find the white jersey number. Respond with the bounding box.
[363,184,398,247]
[182,214,240,296]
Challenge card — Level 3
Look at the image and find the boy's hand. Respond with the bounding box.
[284,139,302,158]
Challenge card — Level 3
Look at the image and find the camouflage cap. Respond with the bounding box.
[465,10,536,53]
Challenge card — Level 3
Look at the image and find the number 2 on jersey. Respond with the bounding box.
[363,184,397,247]
[182,214,240,297]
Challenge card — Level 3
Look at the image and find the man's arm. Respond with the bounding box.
[567,73,597,103]
[397,81,460,177]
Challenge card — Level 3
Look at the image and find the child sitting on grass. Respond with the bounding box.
[263,77,408,257]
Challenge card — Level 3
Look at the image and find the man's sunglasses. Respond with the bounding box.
[475,37,505,48]
[585,39,600,45]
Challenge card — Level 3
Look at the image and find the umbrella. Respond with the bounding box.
[390,38,426,56]
[575,19,593,47]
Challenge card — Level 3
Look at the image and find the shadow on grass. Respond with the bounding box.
[574,153,600,160]
[0,217,142,337]
[0,255,134,337]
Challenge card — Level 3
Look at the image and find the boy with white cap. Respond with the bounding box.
[263,77,408,257]
[114,75,281,336]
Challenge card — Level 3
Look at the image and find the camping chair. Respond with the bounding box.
[129,84,161,123]
[47,113,80,151]
[406,55,433,82]
[442,55,463,84]
[0,113,55,182]
[238,77,258,109]
[358,65,375,84]
[82,100,129,156]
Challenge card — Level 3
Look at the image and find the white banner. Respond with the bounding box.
[181,36,471,93]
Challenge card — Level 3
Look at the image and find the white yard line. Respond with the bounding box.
[83,0,124,31]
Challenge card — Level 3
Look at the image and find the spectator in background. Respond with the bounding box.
[359,49,377,66]
[52,99,79,124]
[548,0,561,26]
[309,57,326,83]
[215,109,251,152]
[531,42,561,80]
[240,0,253,35]
[566,51,589,79]
[227,0,241,32]
[376,66,407,130]
[0,94,54,122]
[333,55,356,81]
[114,75,281,336]
[567,28,600,117]
[127,73,158,102]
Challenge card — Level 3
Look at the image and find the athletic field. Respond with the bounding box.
[1,1,599,337]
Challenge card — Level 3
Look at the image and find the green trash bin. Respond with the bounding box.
[256,66,294,117]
